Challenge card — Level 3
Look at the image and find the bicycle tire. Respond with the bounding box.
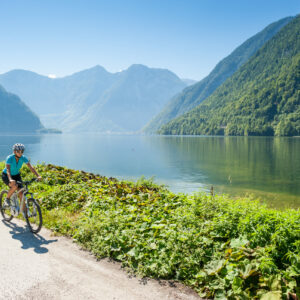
[0,190,13,222]
[25,198,42,234]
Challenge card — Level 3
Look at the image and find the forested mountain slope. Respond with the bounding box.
[159,15,300,136]
[0,85,44,133]
[144,16,294,133]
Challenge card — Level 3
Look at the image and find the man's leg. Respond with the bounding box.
[2,173,17,199]
[3,184,18,213]
[7,183,17,199]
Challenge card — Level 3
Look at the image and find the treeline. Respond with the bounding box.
[159,15,300,136]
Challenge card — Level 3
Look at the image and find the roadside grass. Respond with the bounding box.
[0,162,299,299]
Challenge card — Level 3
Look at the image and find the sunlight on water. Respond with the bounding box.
[0,134,299,208]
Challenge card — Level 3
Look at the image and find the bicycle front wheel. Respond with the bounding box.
[0,190,13,222]
[25,198,42,234]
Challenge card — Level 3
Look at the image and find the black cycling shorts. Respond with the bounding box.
[2,172,22,187]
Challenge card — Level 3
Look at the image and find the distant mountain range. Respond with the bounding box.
[1,16,297,136]
[0,64,187,133]
[0,84,44,133]
[158,15,300,136]
[144,16,294,133]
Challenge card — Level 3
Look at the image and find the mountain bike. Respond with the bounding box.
[0,178,42,233]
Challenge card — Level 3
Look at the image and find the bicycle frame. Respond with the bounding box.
[1,178,42,233]
[12,184,33,216]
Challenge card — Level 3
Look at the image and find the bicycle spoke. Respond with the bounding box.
[0,191,14,222]
[25,198,42,233]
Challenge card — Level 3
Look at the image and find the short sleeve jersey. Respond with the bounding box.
[3,154,29,175]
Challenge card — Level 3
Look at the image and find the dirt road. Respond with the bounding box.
[0,219,200,300]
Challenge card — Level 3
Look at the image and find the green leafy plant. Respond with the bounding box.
[1,162,298,298]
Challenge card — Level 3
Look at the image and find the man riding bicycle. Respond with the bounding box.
[2,143,42,216]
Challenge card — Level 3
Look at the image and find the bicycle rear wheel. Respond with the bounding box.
[0,190,13,222]
[25,198,42,233]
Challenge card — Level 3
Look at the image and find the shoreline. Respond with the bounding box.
[1,163,297,298]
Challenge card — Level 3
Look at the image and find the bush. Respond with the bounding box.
[1,163,298,299]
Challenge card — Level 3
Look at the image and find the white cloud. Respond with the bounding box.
[48,74,57,79]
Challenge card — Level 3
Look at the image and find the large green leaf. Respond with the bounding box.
[260,291,282,300]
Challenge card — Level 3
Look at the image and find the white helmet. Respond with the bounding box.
[12,143,25,152]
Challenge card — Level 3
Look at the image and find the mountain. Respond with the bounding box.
[61,64,187,132]
[181,78,197,86]
[0,65,186,132]
[0,66,115,128]
[0,85,44,133]
[144,16,294,133]
[158,15,300,136]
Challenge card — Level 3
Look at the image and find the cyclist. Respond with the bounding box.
[1,143,42,216]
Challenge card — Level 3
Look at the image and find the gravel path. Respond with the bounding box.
[0,219,200,300]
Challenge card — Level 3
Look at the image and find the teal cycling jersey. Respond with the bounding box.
[3,154,29,175]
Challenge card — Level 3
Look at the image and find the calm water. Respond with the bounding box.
[0,134,299,209]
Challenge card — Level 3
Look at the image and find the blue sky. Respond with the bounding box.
[0,0,299,80]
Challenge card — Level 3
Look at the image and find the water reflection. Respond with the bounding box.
[146,136,300,208]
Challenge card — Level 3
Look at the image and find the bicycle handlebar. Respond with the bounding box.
[16,178,38,186]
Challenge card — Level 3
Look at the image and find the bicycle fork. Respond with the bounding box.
[10,194,19,217]
[25,193,36,217]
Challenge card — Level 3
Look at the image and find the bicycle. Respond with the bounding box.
[0,178,42,234]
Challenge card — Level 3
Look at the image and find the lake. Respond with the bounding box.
[0,134,299,209]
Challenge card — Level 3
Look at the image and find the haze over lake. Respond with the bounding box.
[0,134,299,209]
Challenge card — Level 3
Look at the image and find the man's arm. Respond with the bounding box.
[27,162,42,181]
[6,165,15,187]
